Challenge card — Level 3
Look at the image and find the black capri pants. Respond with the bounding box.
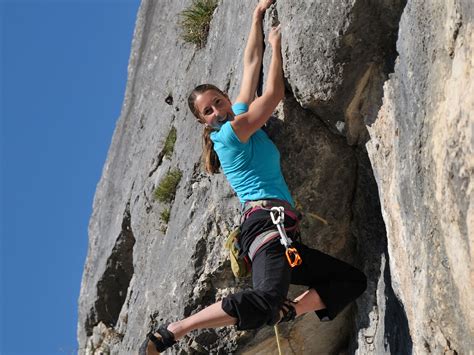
[221,209,367,330]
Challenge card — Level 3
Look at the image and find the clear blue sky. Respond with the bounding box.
[1,0,140,353]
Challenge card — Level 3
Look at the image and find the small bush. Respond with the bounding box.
[163,127,177,159]
[153,169,182,203]
[160,208,171,224]
[179,0,218,48]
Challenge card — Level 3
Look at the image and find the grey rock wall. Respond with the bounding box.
[77,0,472,353]
[366,0,473,353]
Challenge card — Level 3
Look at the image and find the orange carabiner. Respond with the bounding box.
[285,247,302,267]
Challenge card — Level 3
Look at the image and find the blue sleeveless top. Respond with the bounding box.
[210,103,294,206]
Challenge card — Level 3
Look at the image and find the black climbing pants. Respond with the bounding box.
[221,209,367,330]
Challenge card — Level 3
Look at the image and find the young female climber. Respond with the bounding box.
[140,1,367,353]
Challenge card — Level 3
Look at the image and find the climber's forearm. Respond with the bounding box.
[233,8,265,104]
[234,2,274,104]
[265,44,284,99]
[231,41,283,142]
[243,9,264,67]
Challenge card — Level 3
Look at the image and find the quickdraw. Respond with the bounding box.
[269,206,302,267]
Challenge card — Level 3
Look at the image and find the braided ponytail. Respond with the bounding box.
[202,125,220,174]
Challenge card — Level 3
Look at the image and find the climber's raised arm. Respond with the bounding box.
[233,0,274,105]
[231,24,284,143]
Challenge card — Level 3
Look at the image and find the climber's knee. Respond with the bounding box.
[222,290,287,330]
[263,292,291,326]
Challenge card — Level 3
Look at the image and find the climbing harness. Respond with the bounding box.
[225,199,302,279]
[270,206,302,267]
[240,199,303,267]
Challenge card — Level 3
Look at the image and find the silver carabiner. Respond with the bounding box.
[270,206,293,248]
[270,206,285,225]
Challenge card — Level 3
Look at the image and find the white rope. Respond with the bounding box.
[274,325,283,355]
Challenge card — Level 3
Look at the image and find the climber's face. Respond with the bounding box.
[194,89,234,130]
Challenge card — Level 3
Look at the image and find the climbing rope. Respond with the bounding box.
[306,212,328,225]
[294,199,329,225]
[274,325,282,355]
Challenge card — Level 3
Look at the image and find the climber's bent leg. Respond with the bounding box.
[290,241,367,321]
[291,288,326,317]
[222,239,291,329]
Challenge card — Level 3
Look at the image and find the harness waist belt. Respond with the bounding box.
[240,199,301,224]
[248,230,281,261]
[243,198,294,214]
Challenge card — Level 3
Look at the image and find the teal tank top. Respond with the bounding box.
[210,103,295,206]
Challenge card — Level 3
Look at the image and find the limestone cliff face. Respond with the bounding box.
[77,0,472,354]
[366,0,473,353]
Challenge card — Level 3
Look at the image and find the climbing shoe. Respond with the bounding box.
[139,324,176,355]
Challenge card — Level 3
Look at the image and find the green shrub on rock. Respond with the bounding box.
[160,208,171,224]
[153,169,182,203]
[163,127,177,159]
[179,0,218,48]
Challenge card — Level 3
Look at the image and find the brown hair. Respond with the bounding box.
[188,84,230,174]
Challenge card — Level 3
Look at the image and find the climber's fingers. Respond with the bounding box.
[268,24,281,47]
[256,0,275,15]
[259,0,275,11]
